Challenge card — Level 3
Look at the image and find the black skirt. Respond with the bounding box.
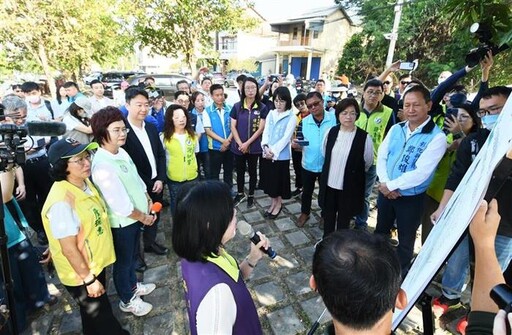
[261,158,291,199]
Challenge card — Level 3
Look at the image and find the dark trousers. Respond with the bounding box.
[375,192,426,275]
[64,271,129,335]
[323,187,351,238]
[209,150,233,188]
[1,240,51,332]
[234,153,259,195]
[196,151,210,180]
[291,150,303,189]
[18,156,52,233]
[301,168,322,215]
[144,178,163,247]
[111,223,140,303]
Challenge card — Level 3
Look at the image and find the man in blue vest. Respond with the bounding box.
[375,84,446,275]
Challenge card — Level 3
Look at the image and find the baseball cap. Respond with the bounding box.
[48,138,98,165]
[74,97,92,114]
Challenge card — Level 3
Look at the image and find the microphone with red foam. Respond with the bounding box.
[151,202,162,216]
[237,220,276,259]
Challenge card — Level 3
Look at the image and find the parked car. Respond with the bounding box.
[83,71,102,85]
[224,72,252,88]
[127,73,193,98]
[101,71,145,97]
[210,72,225,86]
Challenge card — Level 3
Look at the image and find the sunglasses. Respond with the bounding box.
[383,81,391,85]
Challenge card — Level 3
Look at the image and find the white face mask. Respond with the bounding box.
[26,95,41,104]
[481,114,499,130]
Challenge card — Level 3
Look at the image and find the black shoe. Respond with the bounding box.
[247,196,254,208]
[233,193,246,206]
[268,206,282,219]
[291,188,302,197]
[144,243,168,255]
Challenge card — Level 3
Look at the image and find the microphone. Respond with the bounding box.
[151,202,162,215]
[237,220,276,259]
[26,122,67,136]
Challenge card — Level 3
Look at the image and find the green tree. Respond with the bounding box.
[337,0,511,87]
[133,0,258,76]
[0,0,134,96]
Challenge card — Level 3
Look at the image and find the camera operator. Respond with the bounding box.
[2,95,52,246]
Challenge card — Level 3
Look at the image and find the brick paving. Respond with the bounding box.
[20,170,468,335]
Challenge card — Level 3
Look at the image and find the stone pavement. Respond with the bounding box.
[21,171,468,335]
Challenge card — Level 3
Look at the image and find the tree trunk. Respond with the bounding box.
[188,53,198,79]
[37,42,57,99]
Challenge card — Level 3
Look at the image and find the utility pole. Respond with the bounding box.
[385,0,404,68]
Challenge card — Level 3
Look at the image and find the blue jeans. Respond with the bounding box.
[168,179,197,216]
[441,234,512,299]
[111,223,140,303]
[355,164,377,229]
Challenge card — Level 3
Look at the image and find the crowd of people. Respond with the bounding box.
[0,47,511,334]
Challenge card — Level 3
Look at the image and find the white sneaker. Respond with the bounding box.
[134,282,156,297]
[119,296,153,316]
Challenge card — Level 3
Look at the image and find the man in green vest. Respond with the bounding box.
[354,79,394,230]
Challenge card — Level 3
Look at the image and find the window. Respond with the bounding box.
[221,37,237,51]
[293,27,298,40]
[313,30,319,39]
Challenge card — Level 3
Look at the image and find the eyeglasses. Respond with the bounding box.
[383,81,391,85]
[68,154,91,166]
[365,90,383,96]
[274,99,286,105]
[177,99,190,104]
[401,81,411,85]
[108,128,130,135]
[477,105,503,117]
[294,101,306,108]
[457,114,470,121]
[340,111,357,117]
[306,100,322,109]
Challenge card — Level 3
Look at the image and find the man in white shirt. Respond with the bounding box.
[375,84,446,275]
[21,81,54,121]
[89,80,114,114]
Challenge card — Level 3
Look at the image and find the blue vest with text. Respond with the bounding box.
[206,104,232,151]
[385,120,442,196]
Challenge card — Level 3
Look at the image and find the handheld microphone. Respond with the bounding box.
[237,220,276,259]
[26,121,67,136]
[151,202,162,215]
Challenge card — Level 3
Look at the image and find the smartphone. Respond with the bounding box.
[399,62,415,70]
[295,140,309,146]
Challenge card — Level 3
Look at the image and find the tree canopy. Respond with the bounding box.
[132,0,258,76]
[336,0,512,87]
[0,0,134,95]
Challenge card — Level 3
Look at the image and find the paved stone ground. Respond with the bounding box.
[20,169,470,335]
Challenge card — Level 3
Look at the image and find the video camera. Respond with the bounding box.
[0,103,66,171]
[465,22,509,67]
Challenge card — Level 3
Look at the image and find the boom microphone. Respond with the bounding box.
[26,121,67,136]
[237,220,276,259]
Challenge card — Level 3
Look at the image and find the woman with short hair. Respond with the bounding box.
[90,106,156,317]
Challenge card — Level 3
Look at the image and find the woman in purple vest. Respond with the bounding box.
[172,180,269,335]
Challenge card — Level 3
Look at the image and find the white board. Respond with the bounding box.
[392,95,512,330]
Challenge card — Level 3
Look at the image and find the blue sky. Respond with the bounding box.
[251,0,338,21]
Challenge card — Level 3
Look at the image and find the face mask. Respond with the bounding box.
[26,95,40,104]
[481,114,499,130]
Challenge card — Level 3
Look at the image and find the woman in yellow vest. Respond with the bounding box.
[42,138,129,335]
[162,104,198,214]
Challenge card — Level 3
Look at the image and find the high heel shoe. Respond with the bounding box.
[268,206,282,219]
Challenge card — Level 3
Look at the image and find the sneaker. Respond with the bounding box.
[119,296,153,316]
[233,193,246,206]
[247,196,254,208]
[456,315,468,335]
[390,228,399,247]
[432,296,462,316]
[134,282,156,297]
[291,188,302,197]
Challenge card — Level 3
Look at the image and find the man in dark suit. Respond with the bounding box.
[122,88,168,260]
